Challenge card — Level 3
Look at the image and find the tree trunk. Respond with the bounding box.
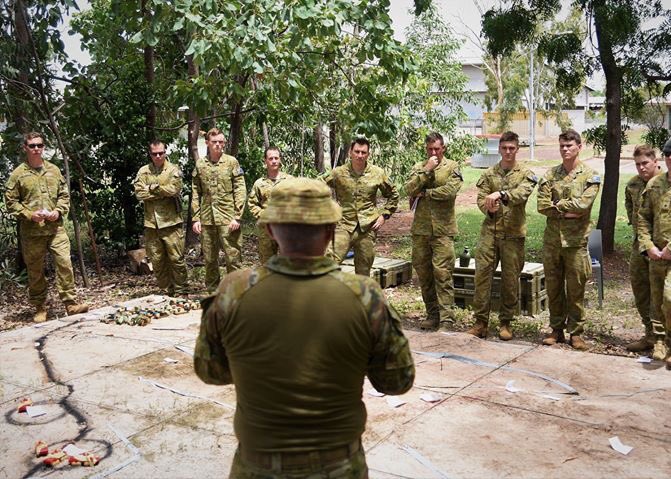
[228,100,243,157]
[313,124,325,173]
[185,54,200,246]
[142,0,156,139]
[594,3,621,256]
[12,0,30,133]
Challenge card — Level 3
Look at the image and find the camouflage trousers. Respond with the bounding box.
[229,446,368,479]
[543,242,591,335]
[21,226,77,306]
[629,241,654,333]
[412,234,455,322]
[257,224,278,264]
[145,224,188,295]
[201,224,242,293]
[329,224,376,276]
[645,259,670,339]
[473,235,525,325]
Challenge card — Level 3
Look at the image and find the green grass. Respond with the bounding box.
[454,165,635,263]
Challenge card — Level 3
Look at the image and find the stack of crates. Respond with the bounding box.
[452,259,547,316]
[341,257,412,288]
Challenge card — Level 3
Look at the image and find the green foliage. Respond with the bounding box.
[0,258,27,289]
[583,124,629,156]
[642,127,670,151]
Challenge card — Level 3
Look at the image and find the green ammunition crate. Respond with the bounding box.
[519,292,548,316]
[339,264,382,286]
[342,256,412,288]
[455,288,546,316]
[520,263,546,297]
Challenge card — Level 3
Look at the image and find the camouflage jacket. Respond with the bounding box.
[247,172,293,220]
[191,154,246,225]
[194,255,415,451]
[476,161,537,238]
[322,161,398,233]
[4,160,70,237]
[637,173,671,253]
[133,161,183,229]
[537,161,600,247]
[405,158,463,236]
[625,172,660,244]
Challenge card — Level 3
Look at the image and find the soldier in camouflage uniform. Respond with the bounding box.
[133,140,188,296]
[322,137,399,276]
[467,132,537,341]
[637,137,671,368]
[246,146,292,263]
[538,129,600,351]
[191,128,247,292]
[4,132,88,322]
[624,145,660,352]
[405,132,463,330]
[195,178,414,478]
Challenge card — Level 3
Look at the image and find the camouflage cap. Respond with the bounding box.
[258,177,342,224]
[663,137,671,157]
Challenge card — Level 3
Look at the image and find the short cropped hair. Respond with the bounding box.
[206,128,225,140]
[23,132,44,144]
[264,146,281,158]
[558,129,581,144]
[149,139,164,149]
[350,137,370,151]
[425,132,444,145]
[499,131,519,144]
[633,145,657,160]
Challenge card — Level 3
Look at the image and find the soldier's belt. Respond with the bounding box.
[240,439,360,471]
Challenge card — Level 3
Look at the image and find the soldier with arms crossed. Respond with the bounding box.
[4,132,88,322]
[537,129,600,350]
[405,132,463,330]
[467,131,537,340]
[191,128,247,292]
[624,145,660,352]
[194,178,414,477]
[247,146,292,263]
[322,137,398,277]
[133,140,188,297]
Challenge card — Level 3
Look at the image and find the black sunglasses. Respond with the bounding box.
[27,143,44,149]
[150,151,166,157]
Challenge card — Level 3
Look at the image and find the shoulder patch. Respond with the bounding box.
[453,169,464,181]
[588,175,601,184]
[234,167,244,176]
[528,174,538,184]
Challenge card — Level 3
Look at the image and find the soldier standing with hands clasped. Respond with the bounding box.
[636,137,671,368]
[4,132,88,322]
[405,132,463,330]
[191,128,247,292]
[467,131,537,340]
[537,129,600,350]
[133,140,188,297]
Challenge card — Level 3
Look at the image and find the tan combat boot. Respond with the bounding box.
[498,323,513,341]
[419,317,439,331]
[542,328,565,346]
[466,321,488,338]
[34,305,47,323]
[569,335,588,351]
[65,302,89,316]
[626,335,655,352]
[652,339,668,361]
[666,354,671,371]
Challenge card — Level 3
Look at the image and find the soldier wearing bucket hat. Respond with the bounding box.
[195,177,415,478]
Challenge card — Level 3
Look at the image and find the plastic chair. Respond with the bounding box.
[588,229,604,309]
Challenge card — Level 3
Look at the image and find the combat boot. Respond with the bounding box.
[419,317,439,331]
[33,306,47,323]
[65,302,89,316]
[542,328,565,346]
[626,334,655,352]
[666,354,671,371]
[652,339,668,361]
[466,321,488,338]
[569,335,589,351]
[498,323,513,341]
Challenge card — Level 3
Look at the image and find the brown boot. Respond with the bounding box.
[652,339,668,361]
[666,354,671,371]
[34,306,47,323]
[65,302,89,316]
[466,321,488,338]
[542,328,565,345]
[626,335,655,352]
[498,323,513,341]
[419,317,439,330]
[569,335,589,351]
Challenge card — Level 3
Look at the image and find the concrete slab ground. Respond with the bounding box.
[1,296,670,479]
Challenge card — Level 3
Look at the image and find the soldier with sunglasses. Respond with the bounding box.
[4,132,88,322]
